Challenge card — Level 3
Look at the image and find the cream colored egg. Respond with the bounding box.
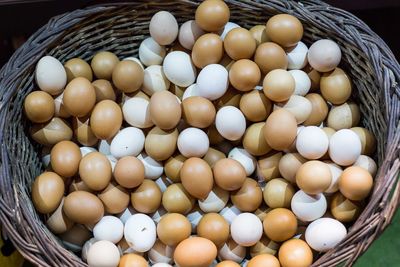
[179,20,205,50]
[142,65,170,95]
[163,51,197,87]
[291,190,327,222]
[199,185,230,213]
[305,218,347,252]
[327,102,360,130]
[36,56,67,95]
[228,147,257,176]
[139,37,166,66]
[354,155,377,176]
[289,70,311,96]
[275,95,312,124]
[122,97,154,128]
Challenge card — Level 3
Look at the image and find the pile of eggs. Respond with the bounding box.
[25,0,378,266]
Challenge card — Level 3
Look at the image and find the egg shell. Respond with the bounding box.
[296,160,331,194]
[320,67,352,104]
[243,122,271,156]
[327,102,360,130]
[124,214,156,252]
[330,192,362,222]
[351,127,376,156]
[150,11,178,45]
[32,172,65,214]
[163,51,196,87]
[275,95,312,124]
[278,153,306,184]
[91,51,120,80]
[87,240,120,267]
[256,152,282,182]
[24,91,55,123]
[145,127,178,161]
[163,154,186,182]
[114,156,145,188]
[229,59,261,92]
[110,127,145,158]
[53,93,71,118]
[63,77,96,117]
[152,264,172,267]
[339,166,373,201]
[137,153,163,180]
[278,239,313,267]
[35,56,67,95]
[50,140,81,178]
[64,58,93,82]
[228,147,256,176]
[60,224,92,252]
[106,155,118,172]
[329,129,362,166]
[198,213,230,248]
[93,216,124,244]
[174,236,218,267]
[177,128,209,158]
[291,190,327,221]
[157,213,191,246]
[354,155,377,176]
[296,126,329,159]
[131,179,162,214]
[215,86,242,109]
[254,42,288,74]
[263,208,297,242]
[250,236,280,257]
[179,20,205,50]
[72,116,98,146]
[192,33,224,68]
[142,65,170,96]
[264,109,297,151]
[289,70,311,96]
[219,204,241,224]
[240,89,272,122]
[90,100,123,140]
[186,206,204,232]
[148,239,174,264]
[324,161,343,193]
[112,60,144,93]
[265,14,303,47]
[98,139,112,155]
[308,39,341,72]
[224,27,256,60]
[139,37,166,66]
[182,96,216,128]
[199,185,229,213]
[182,83,198,100]
[303,93,328,126]
[195,0,230,32]
[162,183,195,214]
[47,198,74,234]
[98,182,130,214]
[263,178,295,209]
[231,178,262,212]
[197,64,229,100]
[218,238,246,263]
[216,106,246,141]
[63,191,104,225]
[79,152,112,191]
[305,218,347,252]
[81,238,98,262]
[180,157,213,200]
[287,41,308,70]
[263,69,295,102]
[214,158,246,191]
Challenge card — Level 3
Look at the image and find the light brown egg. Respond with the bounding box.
[351,127,376,155]
[114,156,145,188]
[213,158,246,191]
[182,96,216,128]
[112,60,144,93]
[250,25,268,46]
[131,179,162,213]
[303,65,321,91]
[92,79,117,102]
[72,116,98,146]
[149,91,181,130]
[339,166,373,201]
[215,86,242,108]
[164,154,187,182]
[263,69,295,102]
[24,91,55,123]
[47,198,74,234]
[327,102,360,130]
[98,182,130,214]
[279,239,313,267]
[263,178,295,208]
[257,152,282,182]
[229,59,261,92]
[64,58,93,82]
[264,109,297,151]
[265,14,303,47]
[208,124,225,145]
[192,33,224,68]
[145,127,178,161]
[63,191,104,224]
[296,160,331,194]
[203,147,226,168]
[224,28,256,60]
[50,140,81,178]
[278,153,306,184]
[180,157,214,200]
[330,192,362,222]
[247,254,280,267]
[197,213,229,248]
[63,77,96,117]
[275,95,312,124]
[91,51,119,80]
[250,236,280,257]
[54,93,71,118]
[263,208,297,242]
[68,177,93,193]
[320,67,352,104]
[239,90,272,122]
[162,183,195,214]
[255,42,288,74]
[32,172,65,214]
[90,100,123,140]
[243,122,271,156]
[231,178,262,212]
[157,213,191,246]
[174,236,217,267]
[118,254,148,267]
[195,0,230,32]
[216,261,241,267]
[79,152,112,191]
[303,93,328,126]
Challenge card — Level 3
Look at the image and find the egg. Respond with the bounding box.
[198,185,229,213]
[24,91,55,123]
[60,224,91,252]
[324,161,343,193]
[64,58,93,82]
[305,217,347,252]
[291,190,327,221]
[243,122,271,156]
[145,127,178,161]
[72,116,98,146]
[213,158,246,191]
[286,41,308,70]
[131,179,162,213]
[163,51,196,87]
[216,261,240,267]
[142,65,170,96]
[278,239,313,267]
[50,140,81,177]
[250,236,279,257]
[162,183,195,214]
[263,69,295,102]
[157,213,191,246]
[178,20,205,50]
[110,127,145,158]
[197,213,229,248]
[265,14,303,47]
[162,154,185,182]
[182,96,216,128]
[339,166,373,201]
[53,93,71,118]
[112,60,144,93]
[275,95,312,124]
[231,178,262,212]
[137,153,164,180]
[91,51,119,80]
[256,152,282,181]
[328,102,361,130]
[35,56,67,95]
[93,216,124,244]
[32,172,65,214]
[351,127,376,155]
[329,129,362,166]
[263,178,295,209]
[139,37,166,66]
[148,239,174,264]
[296,160,331,194]
[218,238,246,263]
[264,109,297,151]
[320,67,352,104]
[240,90,271,122]
[354,155,377,176]
[81,238,98,262]
[288,70,311,96]
[224,28,256,60]
[229,59,261,91]
[79,151,112,191]
[263,208,297,242]
[303,93,328,126]
[330,192,362,222]
[304,65,321,90]
[177,128,209,158]
[124,214,156,252]
[228,147,256,176]
[192,33,224,68]
[63,77,96,117]
[296,126,329,159]
[180,157,213,200]
[278,153,306,183]
[215,106,246,141]
[197,64,229,100]
[231,213,263,246]
[308,39,341,72]
[119,254,148,267]
[149,11,178,45]
[63,191,104,224]
[87,240,120,267]
[47,198,74,234]
[90,100,123,140]
[247,254,280,267]
[186,206,204,232]
[195,0,230,31]
[123,57,144,69]
[123,97,153,128]
[219,22,240,40]
[254,42,288,74]
[113,156,145,188]
[174,236,217,267]
[98,182,130,214]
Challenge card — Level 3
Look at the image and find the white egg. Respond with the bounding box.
[186,208,204,232]
[123,57,144,70]
[228,147,256,176]
[275,95,312,124]
[178,20,205,50]
[155,176,173,192]
[93,216,124,244]
[98,139,112,155]
[305,218,347,252]
[149,11,179,45]
[152,263,173,267]
[329,129,361,166]
[106,154,118,172]
[287,41,308,70]
[139,37,166,66]
[35,56,67,95]
[197,64,229,100]
[110,127,145,158]
[354,155,377,176]
[124,214,156,252]
[219,204,241,224]
[218,240,246,263]
[163,51,197,87]
[81,238,98,262]
[199,186,229,213]
[289,70,311,96]
[117,206,136,224]
[148,240,174,264]
[219,22,240,40]
[291,190,327,222]
[142,65,170,95]
[308,39,341,72]
[231,213,263,246]
[296,126,329,159]
[324,162,343,193]
[137,153,164,180]
[177,127,209,157]
[182,83,199,100]
[216,106,246,141]
[122,97,153,128]
[87,240,120,267]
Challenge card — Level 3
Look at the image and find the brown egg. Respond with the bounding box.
[229,59,261,92]
[79,152,112,191]
[63,191,104,224]
[91,51,119,80]
[303,65,321,91]
[279,239,313,267]
[243,122,271,156]
[157,213,191,246]
[339,166,373,201]
[112,60,144,93]
[224,28,256,60]
[64,58,93,82]
[118,254,148,267]
[216,261,240,267]
[255,42,288,74]
[32,172,65,214]
[174,236,217,267]
[330,192,362,222]
[350,127,376,155]
[47,198,74,234]
[50,140,81,178]
[278,153,306,184]
[24,91,55,123]
[264,109,297,151]
[320,68,351,105]
[208,124,225,145]
[182,96,216,128]
[230,178,262,212]
[250,236,280,257]
[72,116,98,146]
[131,179,162,213]
[213,158,246,191]
[54,93,71,118]
[303,93,328,126]
[265,14,303,47]
[60,224,91,250]
[257,152,282,182]
[215,86,242,109]
[327,102,360,130]
[92,79,117,102]
[195,0,230,32]
[263,208,297,242]
[180,157,213,200]
[192,33,224,68]
[98,182,130,214]
[239,90,272,122]
[144,127,178,161]
[263,178,295,209]
[247,254,280,267]
[149,91,181,130]
[203,147,226,168]
[162,183,195,214]
[114,156,145,188]
[90,100,123,139]
[197,213,229,248]
[63,77,96,117]
[263,69,295,102]
[164,154,186,182]
[250,25,268,46]
[68,177,93,193]
[296,160,332,194]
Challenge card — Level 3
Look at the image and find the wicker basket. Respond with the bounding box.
[0,1,399,266]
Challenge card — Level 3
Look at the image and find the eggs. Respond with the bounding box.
[150,11,178,45]
[35,56,67,95]
[231,213,263,246]
[192,33,224,68]
[177,128,209,157]
[216,106,246,141]
[265,14,303,47]
[87,240,120,267]
[195,0,230,32]
[308,39,341,72]
[305,218,347,252]
[163,51,196,87]
[197,64,229,100]
[124,214,157,252]
[24,91,55,123]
